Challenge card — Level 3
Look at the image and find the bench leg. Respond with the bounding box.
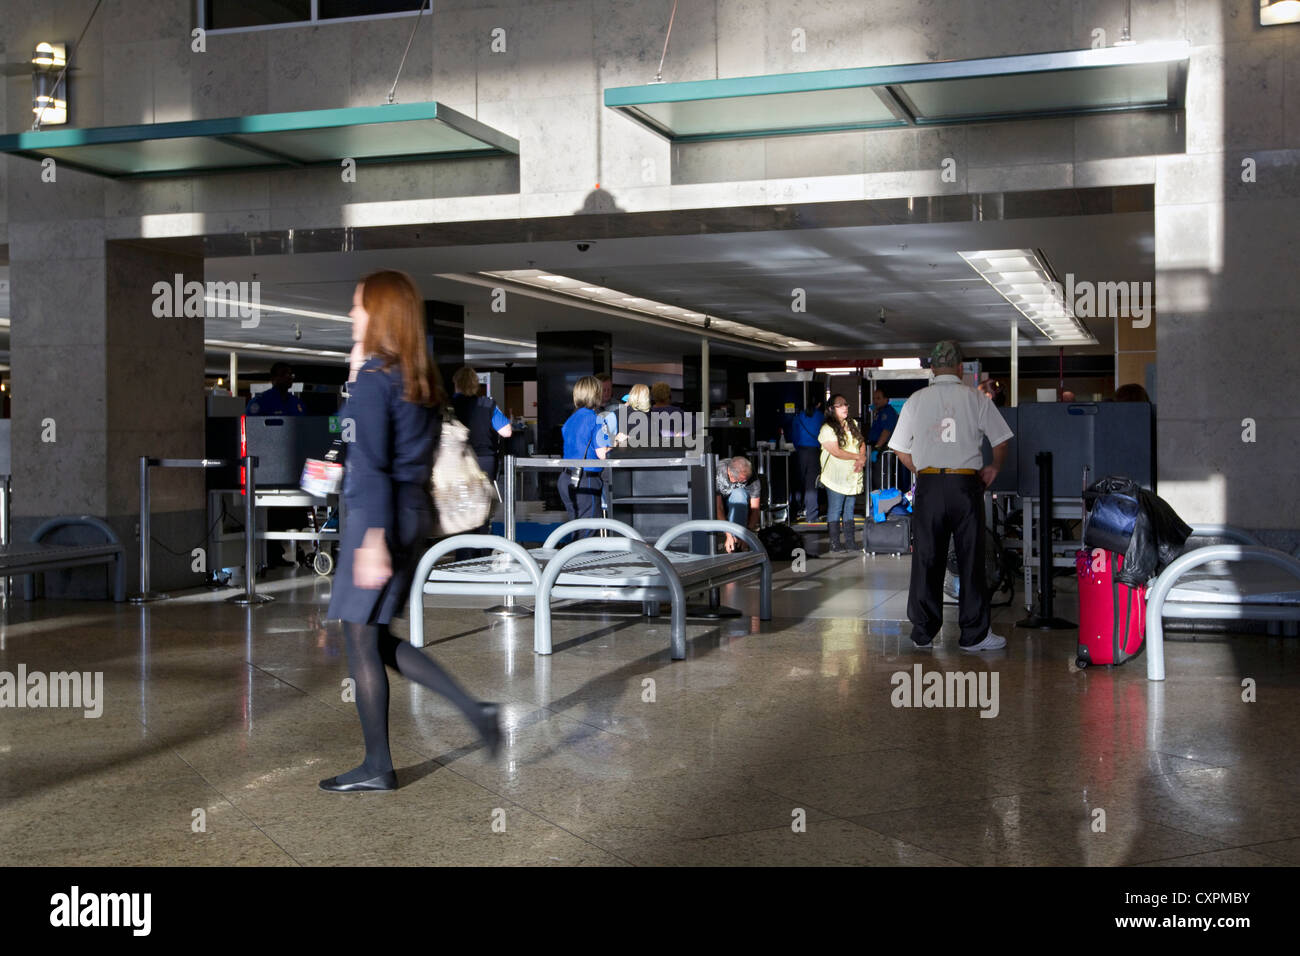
[534,600,553,655]
[668,580,687,661]
[1146,615,1165,681]
[670,599,686,660]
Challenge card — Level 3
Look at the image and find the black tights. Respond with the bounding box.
[337,620,488,783]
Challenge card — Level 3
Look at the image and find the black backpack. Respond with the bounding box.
[757,523,804,561]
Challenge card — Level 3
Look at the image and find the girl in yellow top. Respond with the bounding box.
[819,394,867,552]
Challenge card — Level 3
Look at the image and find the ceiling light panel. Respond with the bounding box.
[957,249,1097,345]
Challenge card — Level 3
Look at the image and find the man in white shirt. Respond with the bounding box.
[889,341,1014,650]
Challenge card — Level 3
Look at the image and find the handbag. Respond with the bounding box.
[1082,489,1141,555]
[430,407,495,536]
[300,438,345,497]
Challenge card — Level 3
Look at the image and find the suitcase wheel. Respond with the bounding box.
[1075,657,1088,669]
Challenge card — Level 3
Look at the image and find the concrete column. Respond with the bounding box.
[536,331,611,454]
[424,299,464,394]
[9,238,206,595]
[1153,0,1300,538]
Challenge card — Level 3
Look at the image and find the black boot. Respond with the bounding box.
[827,521,843,552]
[843,516,858,552]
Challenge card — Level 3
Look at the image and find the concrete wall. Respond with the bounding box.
[0,0,1297,542]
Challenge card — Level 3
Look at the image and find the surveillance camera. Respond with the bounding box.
[576,242,592,252]
[878,307,887,325]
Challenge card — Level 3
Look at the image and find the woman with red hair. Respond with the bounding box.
[322,270,499,792]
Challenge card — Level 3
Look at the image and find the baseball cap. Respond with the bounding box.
[929,340,963,368]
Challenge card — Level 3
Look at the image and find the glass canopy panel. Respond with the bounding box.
[234,119,496,163]
[605,42,1187,142]
[36,137,270,176]
[899,62,1172,122]
[632,86,903,139]
[0,103,517,178]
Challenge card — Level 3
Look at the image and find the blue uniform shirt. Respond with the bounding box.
[789,409,825,448]
[867,403,899,445]
[246,387,305,416]
[562,407,611,473]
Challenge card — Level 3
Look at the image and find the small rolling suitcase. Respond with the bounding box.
[1075,548,1146,667]
[863,516,912,556]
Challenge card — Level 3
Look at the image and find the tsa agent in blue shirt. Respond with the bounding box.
[558,376,611,538]
[866,389,904,487]
[246,362,306,415]
[866,389,899,451]
[788,403,825,523]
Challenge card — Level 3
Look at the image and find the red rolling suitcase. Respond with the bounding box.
[1075,547,1146,667]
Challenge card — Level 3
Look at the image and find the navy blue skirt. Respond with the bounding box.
[327,482,434,626]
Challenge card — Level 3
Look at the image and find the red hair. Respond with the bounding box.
[359,270,445,406]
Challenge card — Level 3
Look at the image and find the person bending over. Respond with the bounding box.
[715,455,761,552]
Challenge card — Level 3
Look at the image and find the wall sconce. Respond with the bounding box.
[32,42,68,127]
[1260,0,1300,25]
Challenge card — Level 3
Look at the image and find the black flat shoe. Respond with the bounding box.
[318,770,397,793]
[479,703,501,758]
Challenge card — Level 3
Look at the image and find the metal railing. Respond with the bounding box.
[129,455,272,606]
[490,454,716,617]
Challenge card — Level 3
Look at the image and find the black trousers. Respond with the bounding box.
[907,473,989,645]
[795,447,821,521]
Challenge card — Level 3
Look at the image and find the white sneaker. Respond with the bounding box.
[960,629,1007,651]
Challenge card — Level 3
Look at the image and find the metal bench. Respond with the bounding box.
[408,518,771,660]
[1145,525,1300,681]
[0,516,126,603]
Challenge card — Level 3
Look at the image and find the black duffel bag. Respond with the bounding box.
[756,523,804,561]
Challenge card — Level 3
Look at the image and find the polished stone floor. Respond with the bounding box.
[2,552,1299,867]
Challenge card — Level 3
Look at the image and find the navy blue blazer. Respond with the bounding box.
[327,359,440,625]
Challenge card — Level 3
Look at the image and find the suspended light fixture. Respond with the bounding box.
[1260,0,1300,25]
[31,42,68,126]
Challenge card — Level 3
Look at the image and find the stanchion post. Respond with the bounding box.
[486,453,528,617]
[129,456,169,603]
[229,454,273,605]
[0,474,10,602]
[1017,450,1074,629]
